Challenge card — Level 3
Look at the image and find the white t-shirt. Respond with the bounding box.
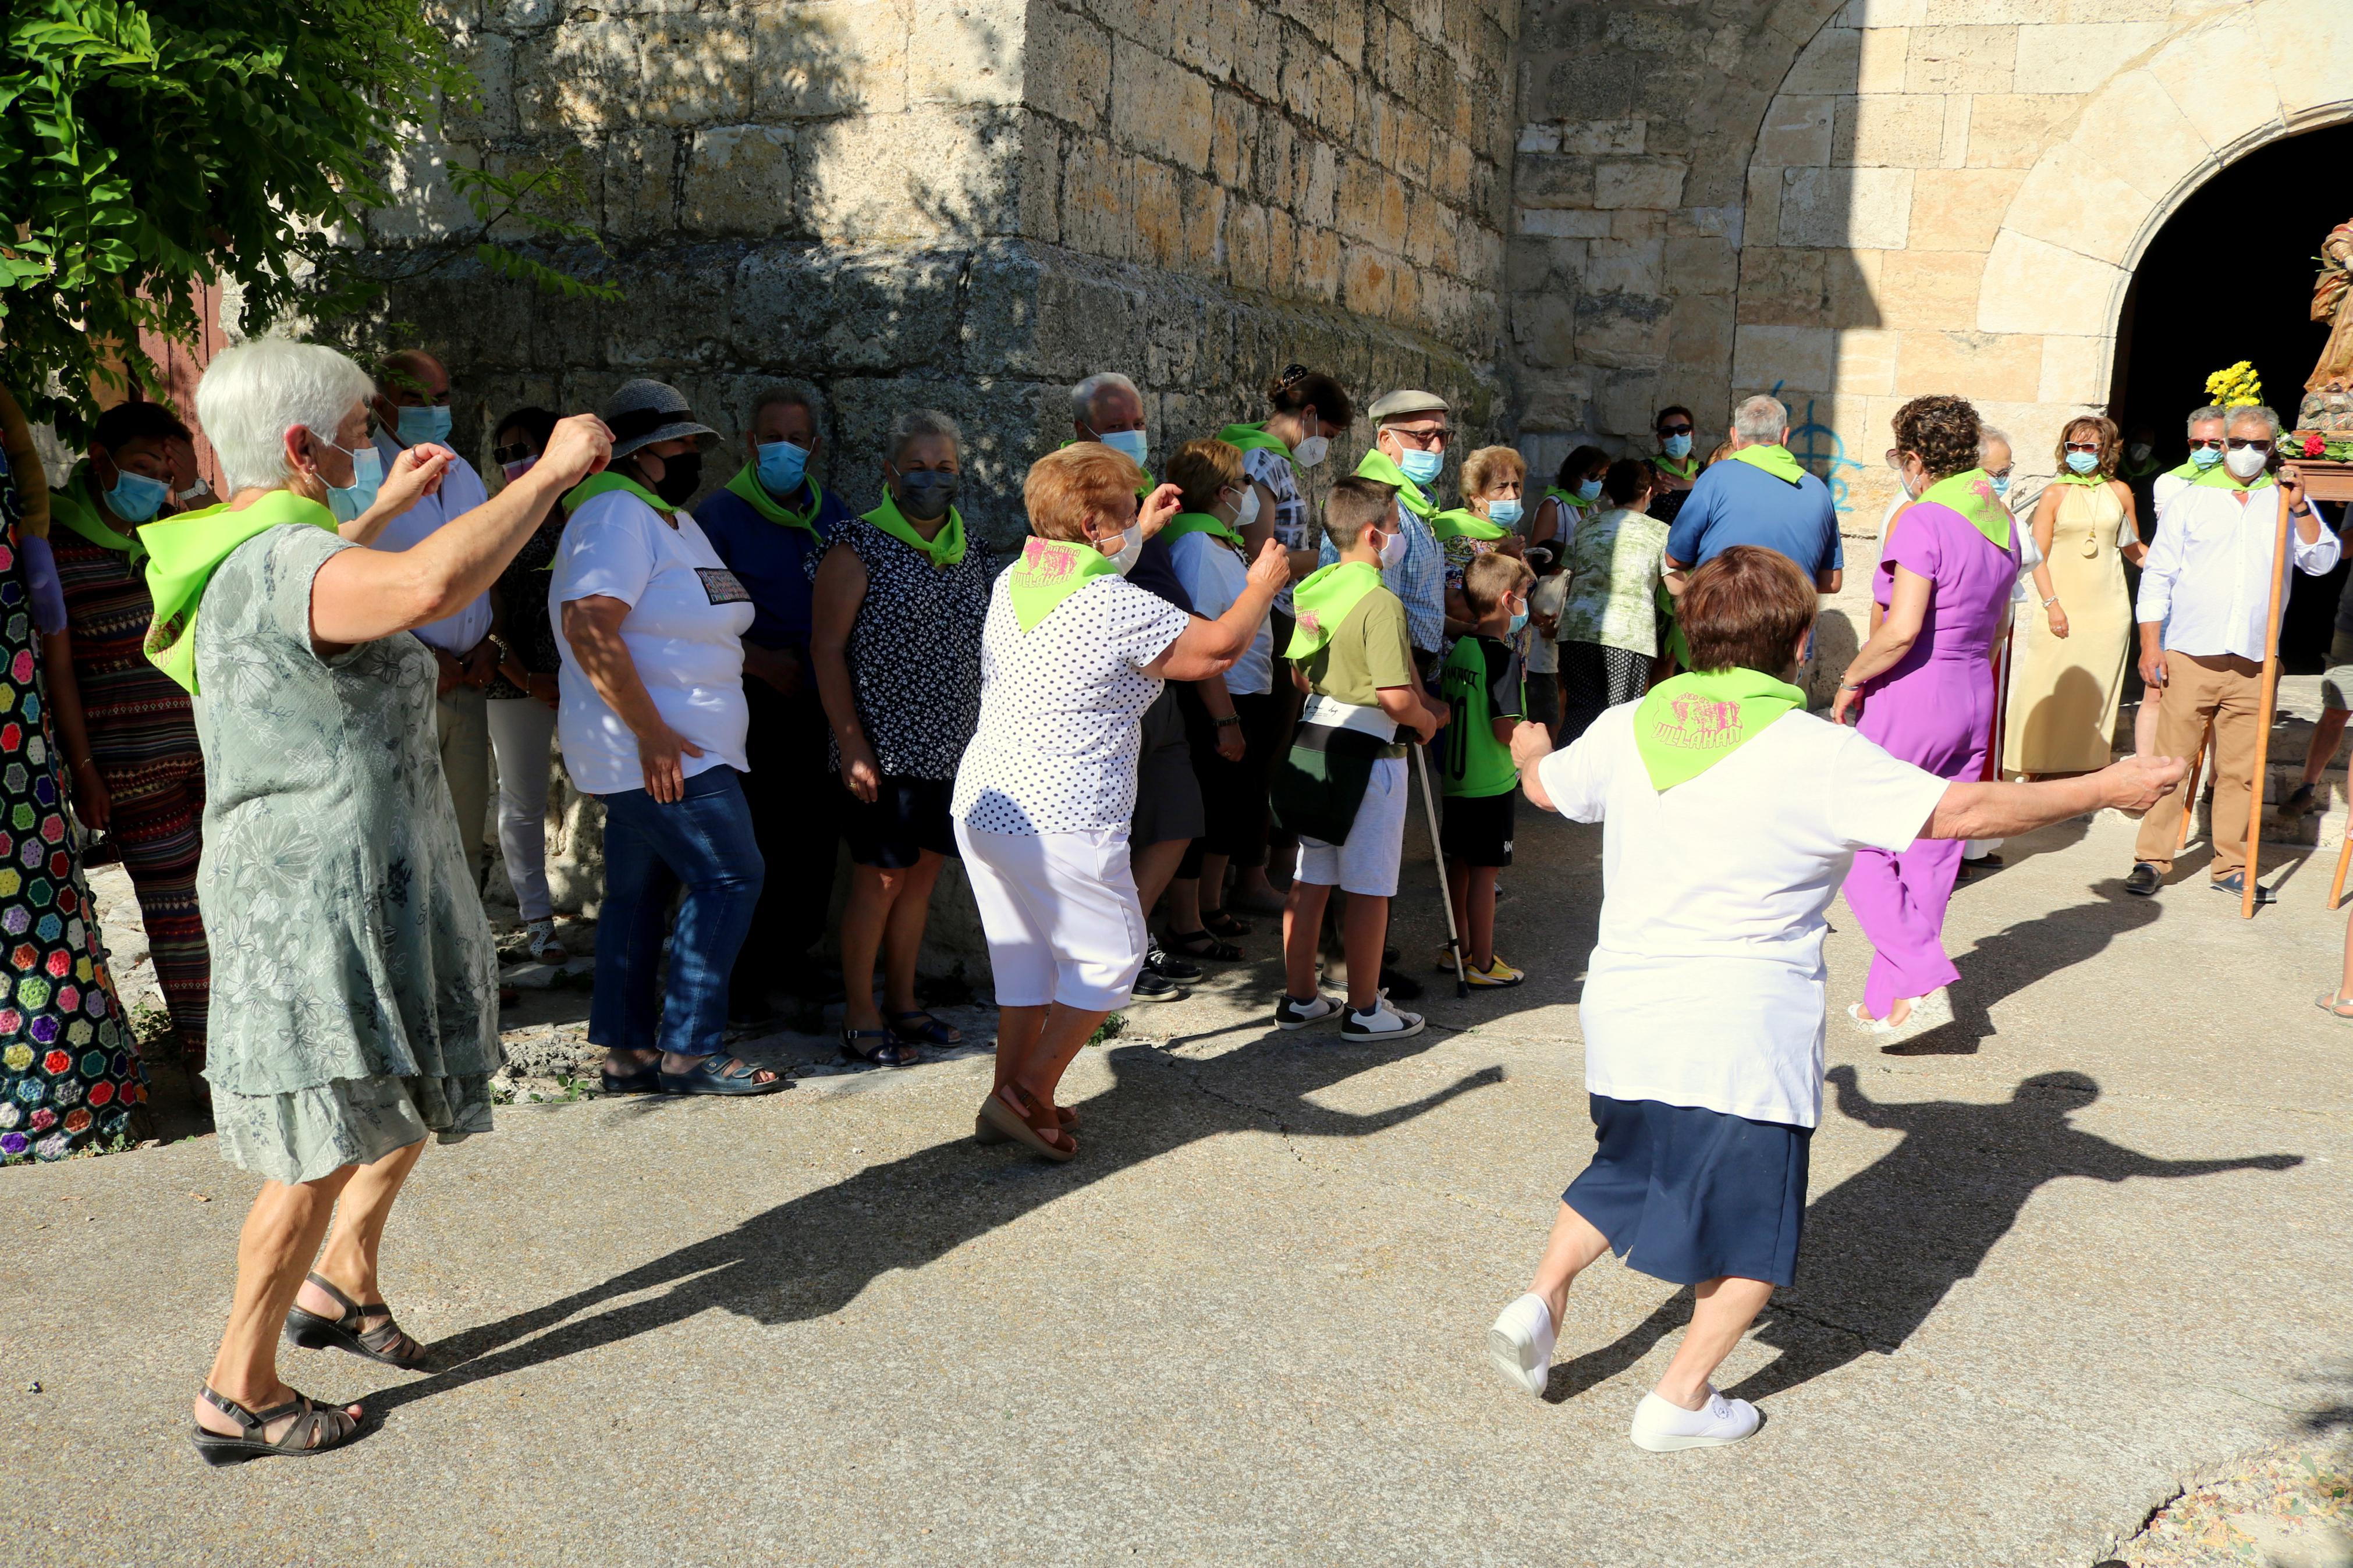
[1167,529,1272,695]
[952,573,1192,835]
[548,490,755,798]
[1525,573,1568,674]
[1536,704,1951,1127]
[369,433,492,655]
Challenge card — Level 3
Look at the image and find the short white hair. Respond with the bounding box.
[2224,404,2281,439]
[1733,394,1789,443]
[2186,404,2228,431]
[888,408,961,462]
[1071,371,1140,425]
[197,337,372,493]
[1979,425,2011,457]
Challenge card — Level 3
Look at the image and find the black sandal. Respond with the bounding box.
[283,1272,431,1370]
[189,1386,363,1466]
[599,1054,662,1095]
[842,1027,918,1068]
[1201,908,1254,938]
[886,1009,962,1047]
[1163,929,1243,962]
[658,1054,792,1096]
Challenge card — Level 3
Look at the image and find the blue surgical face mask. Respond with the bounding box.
[395,404,452,447]
[1508,606,1529,635]
[1485,497,1523,528]
[2191,443,2223,470]
[1662,433,1694,460]
[102,466,171,524]
[1990,474,2011,498]
[320,439,384,522]
[1094,428,1149,470]
[1576,477,1604,502]
[2065,450,2100,475]
[756,439,811,496]
[1397,448,1443,486]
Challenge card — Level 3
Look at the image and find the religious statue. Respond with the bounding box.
[2300,216,2353,433]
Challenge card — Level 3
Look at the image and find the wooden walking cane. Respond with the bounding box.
[2330,816,2353,911]
[2242,483,2296,918]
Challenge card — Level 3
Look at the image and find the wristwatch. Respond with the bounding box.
[1214,715,1243,728]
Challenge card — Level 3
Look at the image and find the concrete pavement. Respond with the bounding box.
[5,803,2349,1566]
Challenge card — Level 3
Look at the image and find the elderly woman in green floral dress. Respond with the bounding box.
[159,339,611,1464]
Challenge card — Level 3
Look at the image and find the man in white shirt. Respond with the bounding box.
[2126,404,2337,902]
[370,350,496,880]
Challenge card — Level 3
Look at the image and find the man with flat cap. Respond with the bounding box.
[1322,389,1451,676]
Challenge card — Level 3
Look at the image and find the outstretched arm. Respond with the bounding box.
[2098,1149,2303,1183]
[1291,1065,1507,1138]
[1823,1064,1907,1130]
[1923,754,2186,840]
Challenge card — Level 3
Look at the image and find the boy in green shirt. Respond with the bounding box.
[1439,552,1537,986]
[1273,478,1449,1039]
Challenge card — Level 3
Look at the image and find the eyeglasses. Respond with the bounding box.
[1657,422,1694,436]
[2064,442,2102,454]
[2188,438,2226,451]
[492,442,539,467]
[2227,438,2273,451]
[1392,426,1451,450]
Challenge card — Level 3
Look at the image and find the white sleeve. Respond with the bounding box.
[2135,496,2185,626]
[1829,729,1953,852]
[1169,533,1237,619]
[436,454,491,521]
[558,497,656,607]
[1535,710,1620,824]
[1108,579,1194,668]
[2293,500,2343,574]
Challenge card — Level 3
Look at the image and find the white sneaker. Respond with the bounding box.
[1487,1293,1556,1398]
[1275,993,1342,1030]
[1341,994,1424,1040]
[1628,1387,1762,1452]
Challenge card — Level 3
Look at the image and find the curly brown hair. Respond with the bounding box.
[1891,394,1983,482]
[2054,414,2120,481]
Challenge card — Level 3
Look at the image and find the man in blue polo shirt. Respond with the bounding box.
[1665,394,1844,594]
[697,387,856,1017]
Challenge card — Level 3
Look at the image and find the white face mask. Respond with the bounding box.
[1376,525,1406,568]
[1291,433,1330,469]
[2224,443,2269,481]
[1229,485,1261,530]
[1101,520,1145,573]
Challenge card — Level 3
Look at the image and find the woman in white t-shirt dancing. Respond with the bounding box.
[953,444,1287,1161]
[551,379,782,1098]
[1485,545,2184,1450]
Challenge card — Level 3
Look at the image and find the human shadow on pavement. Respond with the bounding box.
[1890,880,2162,1056]
[361,1033,1499,1414]
[1548,1067,2301,1404]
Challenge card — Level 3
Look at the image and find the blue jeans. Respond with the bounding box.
[591,766,765,1059]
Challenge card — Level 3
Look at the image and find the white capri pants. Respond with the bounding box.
[953,820,1148,1011]
[486,695,559,920]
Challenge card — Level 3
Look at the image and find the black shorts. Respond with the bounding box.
[1439,789,1516,867]
[839,774,958,868]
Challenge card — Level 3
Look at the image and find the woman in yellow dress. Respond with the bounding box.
[2003,416,2145,777]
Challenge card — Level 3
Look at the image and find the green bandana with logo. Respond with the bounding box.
[864,490,968,569]
[1632,667,1807,791]
[1215,422,1294,460]
[1160,511,1244,549]
[722,461,824,536]
[141,489,338,695]
[563,470,675,519]
[1917,467,2013,552]
[1006,536,1118,632]
[1728,444,1807,485]
[51,465,145,560]
[1286,560,1383,659]
[2192,463,2276,492]
[1353,449,1436,522]
[1431,507,1509,542]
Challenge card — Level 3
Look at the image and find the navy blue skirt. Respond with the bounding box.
[1563,1094,1812,1286]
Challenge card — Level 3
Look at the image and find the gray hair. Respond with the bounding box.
[1733,394,1790,444]
[1070,371,1140,425]
[750,386,815,426]
[2223,404,2282,439]
[2185,404,2228,432]
[888,408,961,462]
[196,337,374,493]
[1979,425,2011,457]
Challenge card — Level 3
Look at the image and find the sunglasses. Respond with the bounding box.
[492,441,540,467]
[2064,441,2102,454]
[1658,422,1694,436]
[2188,438,2226,451]
[2227,438,2273,451]
[1392,426,1451,449]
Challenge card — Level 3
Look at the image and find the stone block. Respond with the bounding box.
[1609,209,1666,242]
[1517,371,1592,432]
[603,129,678,243]
[1514,152,1593,210]
[1734,324,1836,393]
[1226,200,1270,292]
[634,11,754,123]
[367,132,477,247]
[1997,138,2142,265]
[730,243,963,375]
[2013,23,2169,94]
[1834,93,1948,168]
[1780,166,1914,250]
[1939,94,1972,169]
[1211,92,1254,188]
[910,0,1025,106]
[445,30,516,142]
[1514,293,1577,368]
[1586,236,1665,296]
[957,241,1124,380]
[1131,157,1186,269]
[470,138,604,247]
[1661,234,1737,297]
[1181,171,1226,276]
[514,16,638,133]
[1826,247,1885,329]
[753,0,909,120]
[1894,328,2041,399]
[1059,133,1130,261]
[1341,244,1394,319]
[1593,158,1685,211]
[2038,333,2113,404]
[1298,225,1342,304]
[1904,166,2022,251]
[2065,69,2216,205]
[1026,8,1112,129]
[680,125,796,239]
[1561,117,1645,157]
[1857,26,1911,94]
[1875,249,1986,331]
[601,243,740,369]
[1015,114,1062,243]
[1904,24,2017,93]
[1738,246,1829,327]
[1978,227,2128,337]
[1964,93,2079,167]
[1300,138,1339,229]
[1666,295,1736,382]
[1111,37,1213,168]
[2260,0,2353,132]
[1745,161,1783,250]
[1517,122,1561,154]
[798,106,1019,244]
[1266,209,1298,296]
[2148,10,2285,158]
[1916,0,2044,19]
[1576,291,1670,369]
[1755,95,1835,169]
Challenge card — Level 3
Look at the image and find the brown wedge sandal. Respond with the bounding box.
[189,1386,363,1466]
[975,1084,1076,1161]
[973,1099,1077,1144]
[283,1272,431,1370]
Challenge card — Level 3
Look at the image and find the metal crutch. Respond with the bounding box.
[1410,739,1470,998]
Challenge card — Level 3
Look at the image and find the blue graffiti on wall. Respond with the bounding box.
[1772,379,1866,514]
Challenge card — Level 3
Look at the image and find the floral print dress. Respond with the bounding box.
[0,441,143,1160]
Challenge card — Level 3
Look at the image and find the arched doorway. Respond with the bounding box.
[2111,119,2353,666]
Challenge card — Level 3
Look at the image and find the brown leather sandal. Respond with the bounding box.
[189,1386,363,1466]
[283,1272,430,1370]
[976,1084,1075,1161]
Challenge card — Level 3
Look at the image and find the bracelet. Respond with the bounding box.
[1840,682,1864,692]
[1213,715,1243,728]
[2043,595,2059,606]
[71,757,98,773]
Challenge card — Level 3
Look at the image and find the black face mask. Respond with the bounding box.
[650,450,702,506]
[898,470,959,521]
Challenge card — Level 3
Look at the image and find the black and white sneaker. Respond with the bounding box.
[1145,941,1202,983]
[1274,993,1343,1030]
[1341,995,1425,1040]
[1130,968,1188,1004]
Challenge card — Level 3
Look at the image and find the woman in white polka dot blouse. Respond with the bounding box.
[952,443,1288,1161]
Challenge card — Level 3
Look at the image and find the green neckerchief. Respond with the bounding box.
[563,470,675,519]
[1354,448,1436,522]
[1216,422,1293,460]
[722,460,824,536]
[2052,471,2106,487]
[1917,467,2013,552]
[1161,510,1244,549]
[1653,453,1701,482]
[863,490,967,568]
[1006,536,1118,632]
[1431,507,1509,542]
[2166,458,2204,481]
[1728,443,1806,485]
[1632,667,1807,791]
[1543,486,1596,522]
[2192,463,2276,492]
[51,465,145,560]
[1286,560,1383,659]
[141,489,337,695]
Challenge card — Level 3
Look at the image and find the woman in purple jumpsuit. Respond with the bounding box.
[1832,396,2021,1030]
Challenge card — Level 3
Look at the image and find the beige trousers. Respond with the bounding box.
[437,684,492,885]
[2132,651,2262,879]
